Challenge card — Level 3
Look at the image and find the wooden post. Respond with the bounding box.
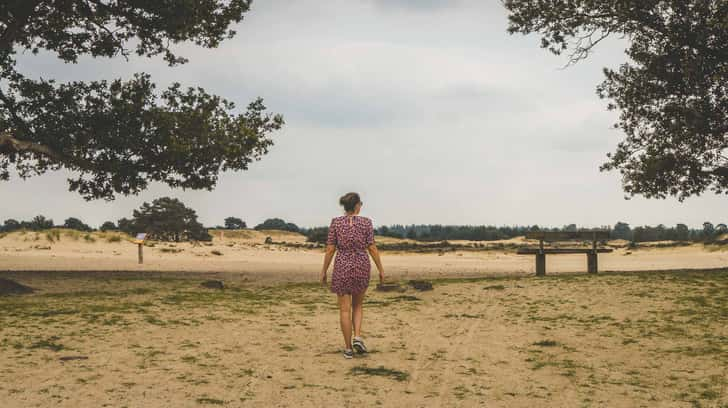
[138,243,143,264]
[536,239,546,276]
[588,235,597,273]
[587,253,597,273]
[536,253,546,276]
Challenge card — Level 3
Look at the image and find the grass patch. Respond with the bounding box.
[533,340,559,347]
[107,235,122,243]
[211,250,223,256]
[45,230,61,243]
[350,366,409,382]
[196,397,225,405]
[483,284,506,290]
[63,230,81,240]
[28,337,64,352]
[389,295,421,302]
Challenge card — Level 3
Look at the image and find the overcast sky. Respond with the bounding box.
[1,0,725,229]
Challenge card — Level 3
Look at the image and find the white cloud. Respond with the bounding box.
[1,0,725,229]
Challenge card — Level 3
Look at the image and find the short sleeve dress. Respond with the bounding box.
[327,215,375,295]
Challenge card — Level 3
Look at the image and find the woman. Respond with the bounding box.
[321,192,385,359]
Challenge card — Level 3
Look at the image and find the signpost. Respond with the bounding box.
[134,233,147,264]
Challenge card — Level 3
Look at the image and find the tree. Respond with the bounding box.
[306,227,329,244]
[2,218,20,232]
[675,223,690,241]
[130,197,211,242]
[224,217,247,230]
[117,218,134,235]
[254,218,299,233]
[99,221,117,232]
[27,215,53,230]
[703,222,715,239]
[612,222,632,240]
[503,1,727,200]
[0,1,284,200]
[63,217,92,231]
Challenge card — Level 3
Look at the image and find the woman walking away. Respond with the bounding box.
[321,192,385,359]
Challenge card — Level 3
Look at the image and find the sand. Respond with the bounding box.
[1,229,727,406]
[0,269,726,407]
[1,229,727,283]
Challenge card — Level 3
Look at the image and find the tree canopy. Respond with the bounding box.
[224,217,246,230]
[127,197,211,242]
[63,217,92,231]
[99,221,117,232]
[503,0,727,200]
[0,1,284,200]
[254,218,299,233]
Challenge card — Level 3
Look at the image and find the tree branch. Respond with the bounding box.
[0,131,61,160]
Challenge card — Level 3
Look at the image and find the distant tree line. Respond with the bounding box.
[3,212,726,244]
[372,223,727,243]
[372,222,728,243]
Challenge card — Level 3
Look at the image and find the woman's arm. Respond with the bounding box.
[321,244,336,285]
[321,219,337,285]
[367,244,384,283]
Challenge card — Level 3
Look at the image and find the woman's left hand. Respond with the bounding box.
[320,272,327,286]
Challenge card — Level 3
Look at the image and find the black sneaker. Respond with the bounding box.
[353,337,367,354]
[343,349,354,359]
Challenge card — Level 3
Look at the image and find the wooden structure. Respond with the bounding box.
[133,233,148,264]
[517,230,613,276]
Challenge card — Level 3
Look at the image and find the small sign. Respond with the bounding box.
[135,233,147,241]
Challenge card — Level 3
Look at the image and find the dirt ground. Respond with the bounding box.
[1,229,728,283]
[0,269,726,407]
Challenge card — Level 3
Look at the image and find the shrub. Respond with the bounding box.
[45,230,61,243]
[100,221,117,232]
[107,235,122,243]
[306,227,329,244]
[63,217,92,232]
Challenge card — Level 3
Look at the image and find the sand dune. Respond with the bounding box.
[1,229,726,283]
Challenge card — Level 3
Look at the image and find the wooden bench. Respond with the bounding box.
[517,230,613,276]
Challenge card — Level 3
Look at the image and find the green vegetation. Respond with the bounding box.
[0,1,283,201]
[503,0,727,201]
[349,366,410,382]
[532,340,559,347]
[224,217,247,230]
[0,269,725,406]
[121,197,212,242]
[254,218,299,233]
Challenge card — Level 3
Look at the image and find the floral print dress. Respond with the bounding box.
[327,215,375,295]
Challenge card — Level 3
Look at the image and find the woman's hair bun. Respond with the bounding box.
[339,192,361,212]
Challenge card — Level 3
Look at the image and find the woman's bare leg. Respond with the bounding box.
[352,291,365,338]
[338,294,353,349]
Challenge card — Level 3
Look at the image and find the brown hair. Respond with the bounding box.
[339,192,361,213]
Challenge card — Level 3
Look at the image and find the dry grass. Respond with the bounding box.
[0,269,725,407]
